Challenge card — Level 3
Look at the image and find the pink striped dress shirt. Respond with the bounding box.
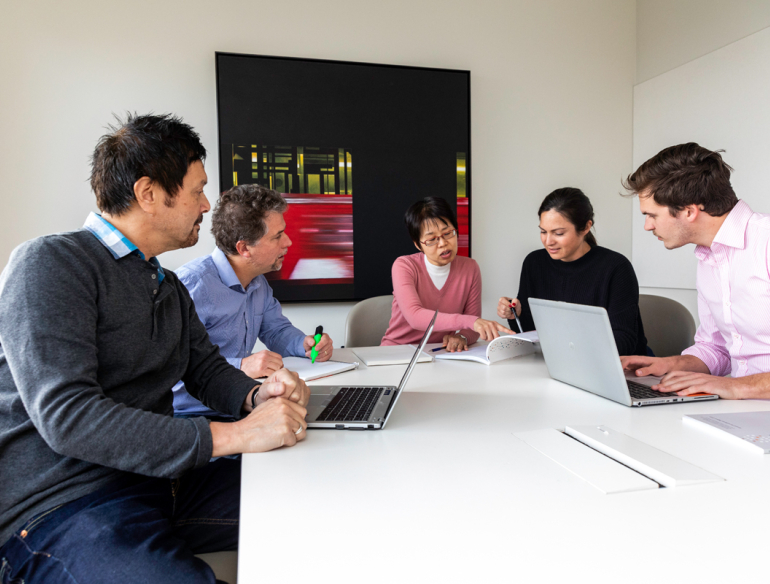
[682,200,770,377]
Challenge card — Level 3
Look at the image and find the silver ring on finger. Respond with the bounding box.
[295,424,303,435]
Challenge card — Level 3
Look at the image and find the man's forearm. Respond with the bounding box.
[211,420,240,458]
[735,372,770,399]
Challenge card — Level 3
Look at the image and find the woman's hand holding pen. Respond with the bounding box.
[497,297,521,319]
[442,333,468,352]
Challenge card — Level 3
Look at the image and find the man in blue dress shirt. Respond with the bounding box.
[173,183,334,418]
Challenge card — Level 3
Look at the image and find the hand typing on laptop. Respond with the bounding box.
[651,370,751,400]
[621,354,702,378]
[620,354,747,399]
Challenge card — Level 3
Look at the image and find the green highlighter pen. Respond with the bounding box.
[310,325,323,363]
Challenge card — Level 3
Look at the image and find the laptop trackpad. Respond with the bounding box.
[306,406,326,421]
[309,393,333,407]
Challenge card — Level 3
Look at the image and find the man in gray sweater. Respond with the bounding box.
[0,113,309,583]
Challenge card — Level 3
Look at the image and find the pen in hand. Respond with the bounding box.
[509,301,524,334]
[310,325,323,363]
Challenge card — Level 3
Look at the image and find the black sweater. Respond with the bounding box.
[509,246,648,356]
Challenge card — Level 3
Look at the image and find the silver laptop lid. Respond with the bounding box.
[380,311,437,428]
[529,298,633,406]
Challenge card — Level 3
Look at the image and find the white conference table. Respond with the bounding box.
[239,351,770,583]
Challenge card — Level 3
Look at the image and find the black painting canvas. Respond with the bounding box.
[216,53,470,302]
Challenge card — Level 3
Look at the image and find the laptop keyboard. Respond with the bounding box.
[316,387,385,422]
[627,380,675,400]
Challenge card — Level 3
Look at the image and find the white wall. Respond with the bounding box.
[633,4,770,322]
[1,0,636,347]
[633,26,770,290]
[636,0,770,83]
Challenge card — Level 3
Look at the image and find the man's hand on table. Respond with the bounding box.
[241,350,283,378]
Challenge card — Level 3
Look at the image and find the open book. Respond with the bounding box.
[428,331,540,365]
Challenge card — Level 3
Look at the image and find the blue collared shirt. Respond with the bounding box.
[171,247,306,416]
[83,212,165,282]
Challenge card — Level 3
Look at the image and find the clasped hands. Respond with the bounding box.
[209,369,310,456]
[226,335,331,454]
[212,368,311,458]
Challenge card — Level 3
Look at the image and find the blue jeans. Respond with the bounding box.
[0,458,240,584]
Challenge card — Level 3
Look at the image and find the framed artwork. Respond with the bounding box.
[216,53,470,302]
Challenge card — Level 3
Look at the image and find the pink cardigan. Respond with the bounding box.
[381,253,482,346]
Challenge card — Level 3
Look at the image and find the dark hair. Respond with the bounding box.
[538,187,597,247]
[622,143,738,216]
[404,197,458,250]
[90,113,207,216]
[211,184,288,255]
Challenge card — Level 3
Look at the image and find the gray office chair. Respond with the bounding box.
[638,294,696,357]
[197,551,237,583]
[344,294,394,347]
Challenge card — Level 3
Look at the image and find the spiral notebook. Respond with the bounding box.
[280,356,357,381]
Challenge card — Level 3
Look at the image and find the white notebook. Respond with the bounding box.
[684,411,770,454]
[280,356,357,381]
[351,345,434,366]
[429,332,540,365]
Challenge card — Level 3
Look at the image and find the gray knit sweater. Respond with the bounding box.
[0,230,256,545]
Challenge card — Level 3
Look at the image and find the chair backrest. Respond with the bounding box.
[638,294,696,357]
[344,295,394,347]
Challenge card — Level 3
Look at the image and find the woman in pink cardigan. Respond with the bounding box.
[381,197,513,351]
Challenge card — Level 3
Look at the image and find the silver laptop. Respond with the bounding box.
[306,311,436,429]
[529,298,718,407]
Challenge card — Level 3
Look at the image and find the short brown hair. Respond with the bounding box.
[622,143,738,216]
[211,184,287,255]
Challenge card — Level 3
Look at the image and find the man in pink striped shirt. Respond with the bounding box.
[621,143,770,400]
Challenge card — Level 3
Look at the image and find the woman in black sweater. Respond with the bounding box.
[497,188,648,356]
